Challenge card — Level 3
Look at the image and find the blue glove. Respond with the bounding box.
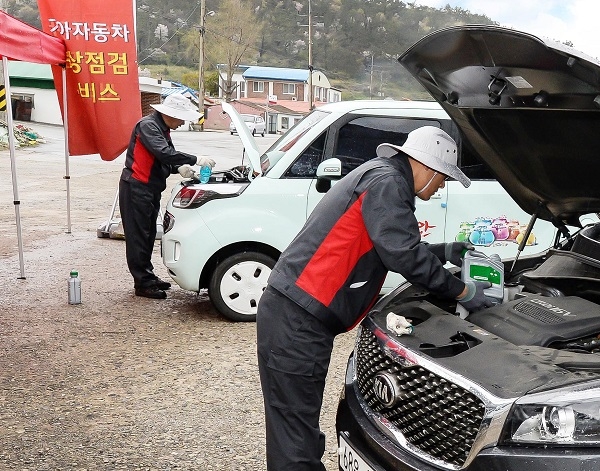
[458,281,494,313]
[445,242,474,266]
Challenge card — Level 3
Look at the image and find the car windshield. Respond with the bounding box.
[260,109,330,174]
[242,115,255,122]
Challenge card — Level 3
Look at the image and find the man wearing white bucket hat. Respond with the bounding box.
[119,94,216,299]
[256,126,494,470]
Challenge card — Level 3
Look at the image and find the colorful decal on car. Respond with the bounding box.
[455,216,537,247]
[418,220,436,238]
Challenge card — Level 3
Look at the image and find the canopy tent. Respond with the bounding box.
[0,10,67,278]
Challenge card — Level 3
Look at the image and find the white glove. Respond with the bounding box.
[178,164,197,179]
[196,156,216,168]
[386,313,413,336]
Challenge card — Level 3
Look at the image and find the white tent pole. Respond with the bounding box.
[62,66,71,233]
[3,57,26,279]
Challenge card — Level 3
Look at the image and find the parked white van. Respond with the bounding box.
[161,100,559,321]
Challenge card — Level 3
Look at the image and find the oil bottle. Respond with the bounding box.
[461,251,504,303]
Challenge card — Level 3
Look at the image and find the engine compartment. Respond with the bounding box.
[468,294,600,351]
[467,222,600,353]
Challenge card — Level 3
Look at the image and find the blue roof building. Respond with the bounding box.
[242,66,309,82]
[217,64,341,106]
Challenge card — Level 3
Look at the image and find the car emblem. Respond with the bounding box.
[372,372,401,408]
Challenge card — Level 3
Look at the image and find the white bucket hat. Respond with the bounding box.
[376,126,471,188]
[151,94,201,122]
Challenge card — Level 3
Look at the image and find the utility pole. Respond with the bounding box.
[297,0,320,110]
[198,0,206,131]
[369,54,374,99]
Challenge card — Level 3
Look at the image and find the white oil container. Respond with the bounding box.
[461,251,504,304]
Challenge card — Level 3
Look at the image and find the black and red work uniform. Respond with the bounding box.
[119,112,196,289]
[257,154,465,471]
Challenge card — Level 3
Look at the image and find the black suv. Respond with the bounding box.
[336,25,600,471]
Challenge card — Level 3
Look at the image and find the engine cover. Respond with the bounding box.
[468,293,600,347]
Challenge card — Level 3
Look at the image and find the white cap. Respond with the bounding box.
[151,94,201,122]
[376,126,471,188]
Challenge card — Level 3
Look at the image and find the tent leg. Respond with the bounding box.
[3,57,26,279]
[97,186,119,238]
[62,67,72,234]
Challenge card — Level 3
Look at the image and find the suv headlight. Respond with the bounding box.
[503,381,600,445]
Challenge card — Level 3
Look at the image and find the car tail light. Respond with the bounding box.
[172,186,239,209]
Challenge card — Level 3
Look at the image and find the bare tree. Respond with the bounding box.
[205,0,262,101]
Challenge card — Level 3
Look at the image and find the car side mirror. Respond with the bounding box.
[315,158,342,193]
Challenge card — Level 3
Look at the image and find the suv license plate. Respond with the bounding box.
[338,433,376,471]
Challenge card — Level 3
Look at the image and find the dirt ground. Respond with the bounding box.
[0,123,354,470]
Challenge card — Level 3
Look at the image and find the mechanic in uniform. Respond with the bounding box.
[256,126,495,470]
[119,94,215,299]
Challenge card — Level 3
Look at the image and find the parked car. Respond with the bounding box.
[336,25,600,471]
[229,113,266,137]
[161,97,562,322]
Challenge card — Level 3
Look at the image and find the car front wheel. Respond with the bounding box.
[209,251,276,322]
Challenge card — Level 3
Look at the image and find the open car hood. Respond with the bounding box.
[221,102,262,175]
[399,25,600,225]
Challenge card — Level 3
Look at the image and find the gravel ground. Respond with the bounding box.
[0,123,355,470]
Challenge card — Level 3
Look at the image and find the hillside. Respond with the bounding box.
[5,0,495,99]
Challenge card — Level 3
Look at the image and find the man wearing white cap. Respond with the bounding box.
[256,126,494,470]
[119,94,215,299]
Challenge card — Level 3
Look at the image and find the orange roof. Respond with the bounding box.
[235,97,326,115]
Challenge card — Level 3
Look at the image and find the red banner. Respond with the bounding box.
[37,0,141,161]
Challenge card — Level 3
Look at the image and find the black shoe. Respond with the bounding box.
[153,277,172,290]
[135,286,167,299]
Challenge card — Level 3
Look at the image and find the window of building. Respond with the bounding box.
[253,81,264,92]
[283,83,295,95]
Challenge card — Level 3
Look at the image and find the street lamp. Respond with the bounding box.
[198,0,215,131]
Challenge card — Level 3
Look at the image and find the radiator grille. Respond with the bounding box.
[355,327,486,468]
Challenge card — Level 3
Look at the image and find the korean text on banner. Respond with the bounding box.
[38,0,141,161]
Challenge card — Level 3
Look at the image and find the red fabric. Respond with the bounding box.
[131,136,154,184]
[38,0,141,161]
[0,10,65,64]
[295,193,374,307]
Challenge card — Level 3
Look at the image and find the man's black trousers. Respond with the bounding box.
[118,178,161,288]
[257,286,335,471]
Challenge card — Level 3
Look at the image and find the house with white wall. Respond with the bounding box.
[217,64,340,105]
[6,62,192,126]
[7,62,62,124]
[215,65,340,133]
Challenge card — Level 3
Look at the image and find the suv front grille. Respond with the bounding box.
[355,327,486,468]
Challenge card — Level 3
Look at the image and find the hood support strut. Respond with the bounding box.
[510,201,543,273]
